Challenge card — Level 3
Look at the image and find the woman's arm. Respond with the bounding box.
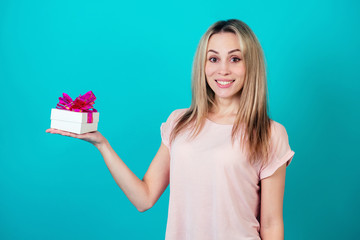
[46,129,170,212]
[260,163,287,240]
[97,139,170,212]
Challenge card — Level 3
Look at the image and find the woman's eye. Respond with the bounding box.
[209,57,218,63]
[231,57,241,62]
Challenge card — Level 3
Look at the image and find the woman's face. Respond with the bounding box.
[205,32,246,102]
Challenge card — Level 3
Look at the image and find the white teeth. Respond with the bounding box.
[217,80,233,85]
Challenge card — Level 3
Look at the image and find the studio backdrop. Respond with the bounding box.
[0,0,359,239]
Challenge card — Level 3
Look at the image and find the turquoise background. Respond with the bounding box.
[1,0,359,239]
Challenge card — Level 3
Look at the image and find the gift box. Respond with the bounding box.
[50,91,99,134]
[50,108,99,134]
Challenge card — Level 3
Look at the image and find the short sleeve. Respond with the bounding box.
[160,121,171,149]
[160,109,186,150]
[259,121,295,180]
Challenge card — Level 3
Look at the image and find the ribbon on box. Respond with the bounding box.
[56,91,98,123]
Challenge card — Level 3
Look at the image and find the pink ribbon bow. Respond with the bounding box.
[56,91,98,123]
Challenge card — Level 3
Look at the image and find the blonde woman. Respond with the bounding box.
[47,19,295,240]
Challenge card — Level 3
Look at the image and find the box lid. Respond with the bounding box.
[50,108,99,123]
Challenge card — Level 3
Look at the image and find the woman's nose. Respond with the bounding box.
[218,62,230,75]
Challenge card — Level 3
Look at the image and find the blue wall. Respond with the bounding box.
[1,0,359,239]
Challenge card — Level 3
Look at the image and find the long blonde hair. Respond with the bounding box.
[170,19,271,165]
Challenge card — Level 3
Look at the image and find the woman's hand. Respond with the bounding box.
[46,128,107,148]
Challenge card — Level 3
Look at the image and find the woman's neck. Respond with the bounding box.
[210,96,240,116]
[207,96,240,125]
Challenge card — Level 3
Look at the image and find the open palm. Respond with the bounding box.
[46,128,106,147]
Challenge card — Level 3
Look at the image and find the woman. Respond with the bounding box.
[47,19,295,240]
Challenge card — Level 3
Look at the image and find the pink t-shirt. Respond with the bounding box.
[160,108,295,240]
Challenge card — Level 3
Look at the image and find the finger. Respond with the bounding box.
[60,131,78,138]
[46,128,93,141]
[47,128,60,134]
[47,128,77,138]
[49,129,63,134]
[46,128,58,134]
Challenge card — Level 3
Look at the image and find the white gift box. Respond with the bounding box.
[50,108,99,134]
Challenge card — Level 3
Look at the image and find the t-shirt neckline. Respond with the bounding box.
[205,117,234,126]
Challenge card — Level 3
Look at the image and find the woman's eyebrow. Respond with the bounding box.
[228,49,241,54]
[207,49,242,54]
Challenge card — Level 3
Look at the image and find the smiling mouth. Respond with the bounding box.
[215,80,235,86]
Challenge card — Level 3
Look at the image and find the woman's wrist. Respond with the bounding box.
[94,138,110,151]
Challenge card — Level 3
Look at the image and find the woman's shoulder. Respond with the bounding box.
[172,108,189,114]
[168,108,189,119]
[270,119,285,130]
[269,119,290,141]
[162,108,189,125]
